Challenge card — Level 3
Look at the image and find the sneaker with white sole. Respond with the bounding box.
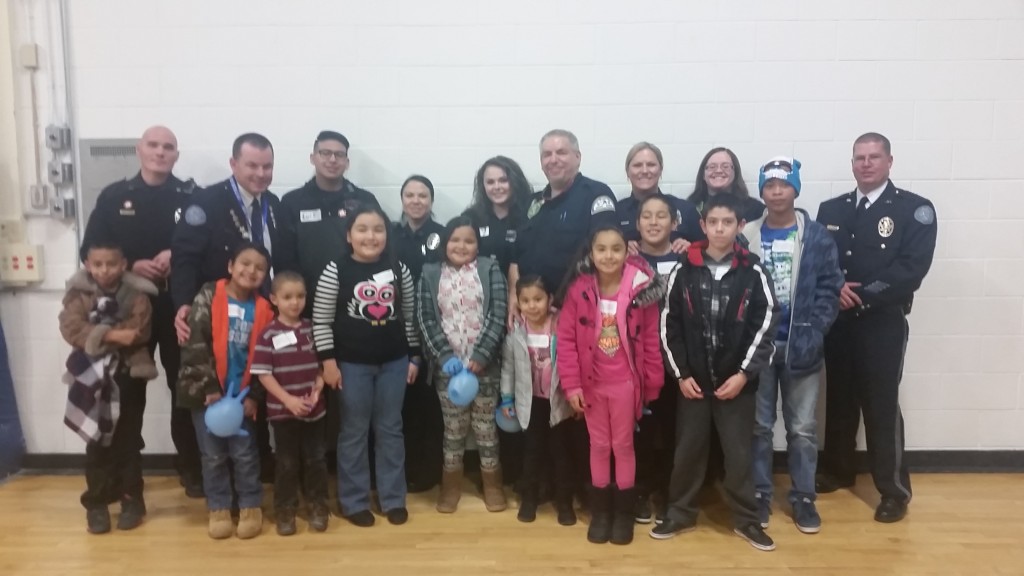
[792,497,821,534]
[649,518,696,540]
[734,523,776,551]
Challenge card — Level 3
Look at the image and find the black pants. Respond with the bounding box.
[666,393,759,528]
[148,290,201,480]
[81,370,147,510]
[635,376,678,501]
[402,363,442,488]
[822,309,912,503]
[521,397,574,501]
[271,418,328,513]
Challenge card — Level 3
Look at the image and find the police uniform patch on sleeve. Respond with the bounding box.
[426,233,440,250]
[914,205,935,225]
[184,205,206,226]
[591,196,615,215]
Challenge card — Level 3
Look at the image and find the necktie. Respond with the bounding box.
[856,196,869,214]
[250,196,264,245]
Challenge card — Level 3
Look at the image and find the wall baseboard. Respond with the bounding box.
[15,450,1024,475]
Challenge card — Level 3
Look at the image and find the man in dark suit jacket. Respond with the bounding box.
[171,132,281,342]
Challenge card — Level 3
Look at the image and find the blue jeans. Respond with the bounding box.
[337,358,408,515]
[191,409,262,511]
[752,343,820,503]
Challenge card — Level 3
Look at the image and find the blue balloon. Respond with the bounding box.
[204,386,251,438]
[495,406,522,433]
[447,371,479,407]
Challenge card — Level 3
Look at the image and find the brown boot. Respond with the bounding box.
[481,467,507,512]
[236,507,263,539]
[208,509,233,540]
[436,468,463,513]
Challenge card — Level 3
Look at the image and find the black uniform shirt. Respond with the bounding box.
[816,180,937,313]
[393,219,446,284]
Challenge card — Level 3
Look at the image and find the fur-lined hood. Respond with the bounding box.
[66,269,159,297]
[566,254,666,308]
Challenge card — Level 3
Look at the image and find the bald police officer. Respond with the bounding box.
[815,133,937,523]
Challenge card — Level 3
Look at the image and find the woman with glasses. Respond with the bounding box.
[688,147,765,223]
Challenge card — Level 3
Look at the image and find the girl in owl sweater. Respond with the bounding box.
[417,215,508,514]
[312,205,421,528]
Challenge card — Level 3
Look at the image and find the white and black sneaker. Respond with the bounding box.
[734,523,776,551]
[649,519,696,540]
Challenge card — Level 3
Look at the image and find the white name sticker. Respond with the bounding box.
[771,239,795,254]
[526,333,549,348]
[300,209,322,223]
[227,303,246,319]
[599,299,617,315]
[272,330,298,350]
[657,261,677,275]
[373,269,395,284]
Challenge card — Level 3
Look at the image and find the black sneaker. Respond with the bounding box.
[874,497,907,523]
[734,523,776,551]
[386,507,409,525]
[86,508,111,534]
[116,497,145,531]
[276,511,297,536]
[309,505,330,532]
[634,494,653,524]
[344,509,375,527]
[649,518,695,540]
[517,499,537,523]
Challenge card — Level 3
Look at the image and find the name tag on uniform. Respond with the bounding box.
[480,226,490,238]
[657,261,676,275]
[505,229,517,242]
[300,209,322,223]
[272,330,298,350]
[771,239,795,253]
[599,299,617,315]
[526,334,549,348]
[373,269,395,284]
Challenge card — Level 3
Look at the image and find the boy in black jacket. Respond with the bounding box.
[652,193,780,551]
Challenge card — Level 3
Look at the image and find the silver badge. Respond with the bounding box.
[878,216,894,238]
[426,232,440,250]
[184,205,206,226]
[174,207,182,223]
[338,209,347,218]
[914,205,935,225]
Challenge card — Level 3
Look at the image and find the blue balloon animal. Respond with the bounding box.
[205,382,250,438]
[447,369,479,407]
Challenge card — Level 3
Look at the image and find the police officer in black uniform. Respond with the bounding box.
[615,142,702,251]
[276,130,380,317]
[463,156,534,276]
[171,132,282,480]
[80,125,204,498]
[392,174,445,492]
[815,133,937,523]
[508,129,619,510]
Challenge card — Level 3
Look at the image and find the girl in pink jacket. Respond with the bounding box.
[557,225,665,546]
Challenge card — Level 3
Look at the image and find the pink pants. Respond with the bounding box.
[585,380,636,489]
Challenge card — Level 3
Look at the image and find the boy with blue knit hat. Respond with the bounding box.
[742,157,844,534]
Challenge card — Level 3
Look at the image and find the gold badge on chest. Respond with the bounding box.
[878,216,895,238]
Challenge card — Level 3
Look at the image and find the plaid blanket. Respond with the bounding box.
[63,349,120,446]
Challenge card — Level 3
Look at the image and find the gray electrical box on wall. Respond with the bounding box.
[77,139,139,237]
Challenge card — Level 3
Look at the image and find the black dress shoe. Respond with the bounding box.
[344,509,376,527]
[815,474,855,494]
[874,498,907,523]
[386,507,409,525]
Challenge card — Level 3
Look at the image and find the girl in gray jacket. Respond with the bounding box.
[499,275,576,526]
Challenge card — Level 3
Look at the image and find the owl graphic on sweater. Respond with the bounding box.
[347,279,396,326]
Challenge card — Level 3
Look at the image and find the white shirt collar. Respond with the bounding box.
[856,182,887,207]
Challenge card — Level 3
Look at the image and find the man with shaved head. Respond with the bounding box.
[81,125,204,505]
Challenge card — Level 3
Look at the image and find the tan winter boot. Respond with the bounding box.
[236,507,263,539]
[481,467,508,512]
[208,509,233,540]
[436,468,463,513]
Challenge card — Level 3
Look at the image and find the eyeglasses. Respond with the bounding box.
[705,162,734,173]
[316,149,348,160]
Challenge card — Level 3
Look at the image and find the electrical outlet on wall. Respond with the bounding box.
[0,244,45,286]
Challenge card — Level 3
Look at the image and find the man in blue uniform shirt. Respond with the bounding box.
[508,129,618,321]
[815,133,937,523]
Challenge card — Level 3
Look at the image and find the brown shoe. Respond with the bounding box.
[236,507,263,539]
[481,467,507,512]
[208,509,233,540]
[436,468,463,513]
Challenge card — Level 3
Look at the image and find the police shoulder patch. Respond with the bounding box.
[914,204,935,225]
[591,195,615,215]
[184,205,206,226]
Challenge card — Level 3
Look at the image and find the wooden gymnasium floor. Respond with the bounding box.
[0,473,1022,575]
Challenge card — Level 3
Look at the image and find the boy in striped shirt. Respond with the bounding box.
[251,271,331,536]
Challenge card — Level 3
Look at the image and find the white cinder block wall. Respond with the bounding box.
[2,0,1022,454]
